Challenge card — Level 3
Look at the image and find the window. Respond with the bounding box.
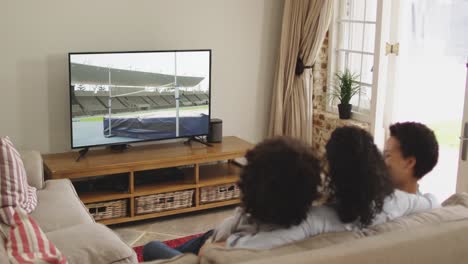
[328,0,378,120]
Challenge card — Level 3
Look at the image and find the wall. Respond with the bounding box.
[312,36,370,157]
[0,0,284,153]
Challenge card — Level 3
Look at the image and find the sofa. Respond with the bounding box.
[151,194,468,264]
[3,150,468,264]
[0,151,138,264]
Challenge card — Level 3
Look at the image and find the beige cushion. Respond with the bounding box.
[363,205,468,235]
[31,179,94,232]
[20,150,45,190]
[362,192,468,236]
[442,192,468,207]
[0,137,38,213]
[241,220,468,264]
[201,231,363,264]
[46,223,137,264]
[142,254,199,264]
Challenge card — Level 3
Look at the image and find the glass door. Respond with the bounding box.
[385,0,468,201]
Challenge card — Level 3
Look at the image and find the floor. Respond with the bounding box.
[110,206,235,247]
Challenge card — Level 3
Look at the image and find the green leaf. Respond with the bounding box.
[329,68,361,105]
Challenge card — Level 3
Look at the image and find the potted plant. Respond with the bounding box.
[329,69,361,119]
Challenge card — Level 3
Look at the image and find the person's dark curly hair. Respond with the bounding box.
[389,122,439,179]
[325,126,394,227]
[238,137,321,227]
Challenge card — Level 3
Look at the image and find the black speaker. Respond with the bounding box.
[208,118,222,143]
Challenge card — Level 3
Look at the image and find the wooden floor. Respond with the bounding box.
[110,206,235,247]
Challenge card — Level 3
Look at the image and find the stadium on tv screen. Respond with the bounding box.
[70,51,210,148]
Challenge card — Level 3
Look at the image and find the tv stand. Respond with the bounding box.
[42,136,252,225]
[75,147,89,162]
[184,136,213,147]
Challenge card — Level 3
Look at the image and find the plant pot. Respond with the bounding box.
[338,103,352,119]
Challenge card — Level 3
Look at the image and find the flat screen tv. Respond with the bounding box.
[69,50,211,149]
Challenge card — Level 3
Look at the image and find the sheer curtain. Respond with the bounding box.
[268,0,333,143]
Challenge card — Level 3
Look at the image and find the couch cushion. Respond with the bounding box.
[31,179,94,232]
[46,223,137,264]
[442,192,468,207]
[201,231,363,264]
[363,205,468,235]
[239,220,468,264]
[362,192,468,236]
[0,136,37,213]
[19,150,45,190]
[0,207,67,264]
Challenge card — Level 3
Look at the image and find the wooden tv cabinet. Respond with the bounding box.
[42,136,253,225]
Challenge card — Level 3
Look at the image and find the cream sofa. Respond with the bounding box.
[151,194,468,264]
[197,193,468,264]
[0,151,138,264]
[236,220,468,264]
[4,151,468,264]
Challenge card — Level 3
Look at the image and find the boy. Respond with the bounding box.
[384,122,439,202]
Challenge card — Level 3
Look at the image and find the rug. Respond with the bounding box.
[133,233,203,262]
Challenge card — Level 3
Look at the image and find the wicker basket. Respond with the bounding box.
[135,190,194,215]
[200,183,240,204]
[86,199,128,221]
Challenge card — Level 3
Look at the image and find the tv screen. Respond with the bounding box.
[69,50,211,149]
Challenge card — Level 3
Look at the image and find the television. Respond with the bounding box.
[68,50,211,149]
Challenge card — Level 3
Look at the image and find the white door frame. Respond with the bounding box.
[456,62,468,193]
[369,0,392,149]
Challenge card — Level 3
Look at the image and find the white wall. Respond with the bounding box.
[0,0,284,153]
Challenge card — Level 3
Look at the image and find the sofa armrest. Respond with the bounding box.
[46,223,137,264]
[20,150,44,190]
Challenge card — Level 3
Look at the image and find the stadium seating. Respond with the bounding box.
[196,93,209,101]
[75,96,107,115]
[185,94,205,105]
[162,95,176,105]
[148,96,172,108]
[96,97,128,113]
[71,104,84,117]
[179,95,193,106]
[144,96,160,108]
[118,97,136,108]
[126,96,151,109]
[73,92,209,117]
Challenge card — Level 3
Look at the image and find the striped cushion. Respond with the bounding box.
[0,207,67,264]
[0,137,37,215]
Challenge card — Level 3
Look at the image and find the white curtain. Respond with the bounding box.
[268,0,333,144]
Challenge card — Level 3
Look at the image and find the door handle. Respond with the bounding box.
[461,123,468,161]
